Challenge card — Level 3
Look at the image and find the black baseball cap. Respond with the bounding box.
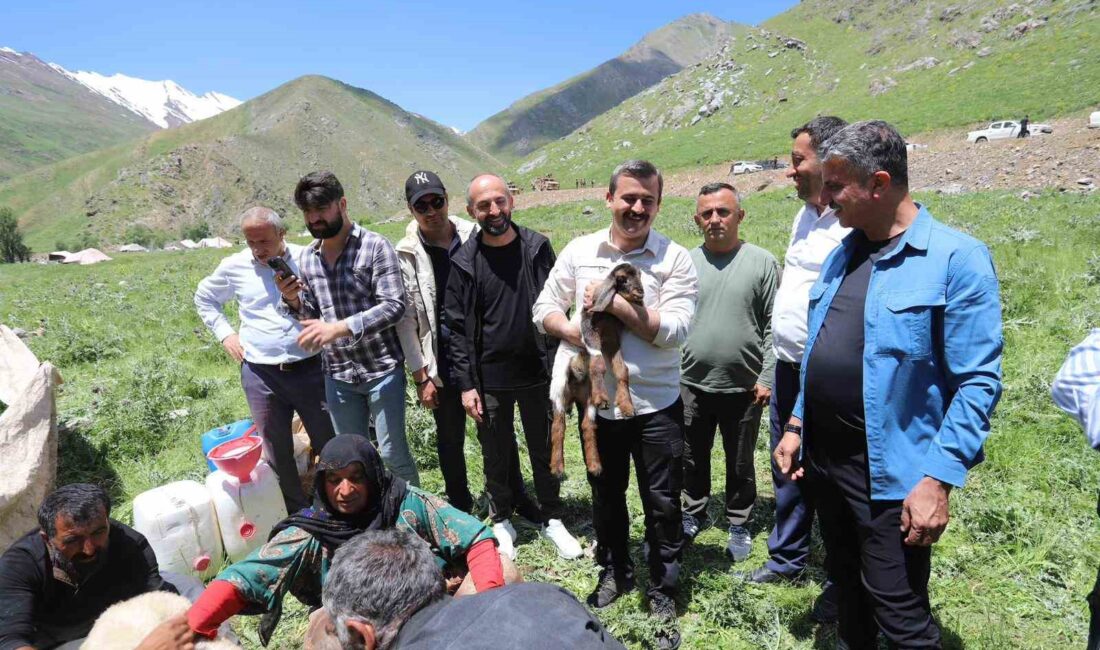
[405,171,447,205]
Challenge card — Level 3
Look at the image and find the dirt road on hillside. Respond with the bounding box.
[514,115,1099,210]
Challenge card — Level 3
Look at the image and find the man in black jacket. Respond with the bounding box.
[0,484,179,650]
[444,174,581,562]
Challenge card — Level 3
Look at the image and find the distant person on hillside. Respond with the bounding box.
[773,120,1003,647]
[187,435,514,646]
[315,528,624,649]
[1018,114,1030,138]
[0,484,186,649]
[442,174,582,561]
[278,171,419,486]
[679,182,777,563]
[534,160,698,650]
[743,116,848,624]
[393,171,479,514]
[194,206,335,512]
[1051,330,1100,650]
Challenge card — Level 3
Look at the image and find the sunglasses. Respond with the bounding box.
[413,195,446,214]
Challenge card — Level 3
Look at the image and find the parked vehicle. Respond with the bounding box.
[967,120,1053,143]
[1089,111,1100,129]
[731,161,763,174]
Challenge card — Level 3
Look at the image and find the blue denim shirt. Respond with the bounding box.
[792,205,1003,499]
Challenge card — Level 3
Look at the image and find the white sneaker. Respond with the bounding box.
[541,518,583,559]
[492,520,518,560]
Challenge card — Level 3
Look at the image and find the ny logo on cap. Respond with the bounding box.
[414,172,430,185]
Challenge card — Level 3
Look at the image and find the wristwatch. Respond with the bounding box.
[783,423,803,436]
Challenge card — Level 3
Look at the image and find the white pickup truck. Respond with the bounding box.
[967,120,1053,143]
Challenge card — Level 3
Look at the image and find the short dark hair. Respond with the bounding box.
[294,171,345,211]
[323,529,445,649]
[819,120,909,187]
[698,182,738,197]
[37,484,111,537]
[609,160,663,202]
[790,116,849,149]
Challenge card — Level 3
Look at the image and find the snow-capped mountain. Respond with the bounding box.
[50,63,241,128]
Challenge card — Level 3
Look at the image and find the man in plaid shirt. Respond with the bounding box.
[277,170,420,485]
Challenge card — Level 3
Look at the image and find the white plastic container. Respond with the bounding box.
[132,480,223,580]
[205,461,287,563]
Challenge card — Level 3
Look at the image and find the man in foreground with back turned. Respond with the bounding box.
[774,121,1003,647]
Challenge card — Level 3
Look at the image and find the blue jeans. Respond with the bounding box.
[324,368,420,486]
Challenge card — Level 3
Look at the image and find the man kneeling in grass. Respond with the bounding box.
[313,528,623,649]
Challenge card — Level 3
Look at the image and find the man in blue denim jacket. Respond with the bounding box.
[774,120,1003,648]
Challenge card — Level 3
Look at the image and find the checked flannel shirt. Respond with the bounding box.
[287,223,407,384]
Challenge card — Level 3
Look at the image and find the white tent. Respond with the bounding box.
[197,236,233,249]
[47,250,72,262]
[118,243,149,253]
[179,239,199,250]
[61,248,112,265]
[163,243,182,251]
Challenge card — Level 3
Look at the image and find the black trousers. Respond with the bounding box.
[681,385,761,527]
[589,400,685,598]
[241,357,335,512]
[478,385,561,524]
[805,407,941,649]
[1089,493,1100,650]
[433,386,474,513]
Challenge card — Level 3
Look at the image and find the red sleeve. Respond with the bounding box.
[466,538,505,592]
[187,580,247,638]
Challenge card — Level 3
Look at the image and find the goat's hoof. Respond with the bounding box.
[586,462,603,476]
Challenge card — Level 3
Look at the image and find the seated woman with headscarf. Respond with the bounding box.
[186,435,514,644]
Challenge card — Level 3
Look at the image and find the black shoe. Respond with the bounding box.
[587,568,635,609]
[681,512,708,542]
[740,566,805,585]
[811,581,839,623]
[648,593,681,650]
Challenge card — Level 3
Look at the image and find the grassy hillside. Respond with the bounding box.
[512,0,1100,183]
[1,75,499,251]
[3,188,1099,647]
[466,14,741,162]
[0,49,156,182]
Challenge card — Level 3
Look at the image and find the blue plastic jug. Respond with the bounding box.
[200,419,257,471]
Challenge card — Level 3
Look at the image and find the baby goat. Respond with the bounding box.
[549,262,645,477]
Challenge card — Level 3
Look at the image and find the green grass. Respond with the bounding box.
[3,189,1099,647]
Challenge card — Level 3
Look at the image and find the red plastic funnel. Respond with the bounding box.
[207,435,263,482]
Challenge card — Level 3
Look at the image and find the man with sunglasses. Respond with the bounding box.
[395,170,479,513]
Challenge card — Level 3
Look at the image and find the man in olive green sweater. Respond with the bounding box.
[680,182,778,561]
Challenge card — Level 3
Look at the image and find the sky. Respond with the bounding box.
[2,0,800,131]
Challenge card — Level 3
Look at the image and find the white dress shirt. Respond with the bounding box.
[1052,328,1100,450]
[194,243,317,365]
[771,204,850,364]
[533,227,698,419]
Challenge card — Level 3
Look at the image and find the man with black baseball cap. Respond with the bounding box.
[395,170,480,513]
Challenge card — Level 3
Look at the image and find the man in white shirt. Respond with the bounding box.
[534,160,697,650]
[1052,329,1100,650]
[746,118,848,612]
[194,207,335,512]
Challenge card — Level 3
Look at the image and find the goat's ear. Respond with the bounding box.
[590,276,618,311]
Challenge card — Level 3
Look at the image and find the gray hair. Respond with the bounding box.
[698,182,741,204]
[322,529,446,650]
[238,206,286,234]
[465,174,511,205]
[37,483,110,538]
[818,120,909,187]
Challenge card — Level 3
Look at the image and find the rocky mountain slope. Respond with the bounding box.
[0,48,157,181]
[465,13,740,162]
[1,75,498,249]
[512,0,1099,183]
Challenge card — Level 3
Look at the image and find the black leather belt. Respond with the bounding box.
[249,357,319,372]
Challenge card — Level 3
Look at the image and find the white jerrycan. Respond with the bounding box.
[132,480,223,580]
[205,461,287,563]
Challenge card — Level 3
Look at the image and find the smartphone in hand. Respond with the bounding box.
[267,256,294,279]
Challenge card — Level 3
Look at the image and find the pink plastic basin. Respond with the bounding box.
[207,435,263,482]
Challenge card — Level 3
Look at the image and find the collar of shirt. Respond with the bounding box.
[417,225,461,254]
[308,222,364,258]
[597,226,663,258]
